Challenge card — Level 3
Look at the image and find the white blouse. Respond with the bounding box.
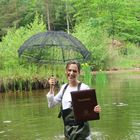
[46,83,90,110]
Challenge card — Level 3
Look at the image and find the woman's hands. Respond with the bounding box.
[94,105,101,113]
[48,77,56,85]
[48,77,57,93]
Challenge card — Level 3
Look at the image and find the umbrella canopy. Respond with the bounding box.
[18,31,91,64]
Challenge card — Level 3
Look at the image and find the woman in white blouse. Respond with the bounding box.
[46,60,101,140]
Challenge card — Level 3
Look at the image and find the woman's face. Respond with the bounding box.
[66,64,80,83]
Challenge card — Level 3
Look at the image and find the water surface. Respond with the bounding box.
[0,71,140,140]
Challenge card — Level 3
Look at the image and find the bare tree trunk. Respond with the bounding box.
[46,0,51,31]
[66,0,70,34]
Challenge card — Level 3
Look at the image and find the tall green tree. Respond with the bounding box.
[0,0,75,40]
[0,0,139,44]
[45,0,75,31]
[18,0,46,26]
[70,0,140,44]
[0,0,25,39]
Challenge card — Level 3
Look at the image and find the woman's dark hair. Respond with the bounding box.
[66,60,81,72]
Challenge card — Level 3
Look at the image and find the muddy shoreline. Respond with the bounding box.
[0,68,140,93]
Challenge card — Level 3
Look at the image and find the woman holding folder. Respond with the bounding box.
[46,60,101,140]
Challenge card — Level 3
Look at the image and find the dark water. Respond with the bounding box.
[0,71,140,140]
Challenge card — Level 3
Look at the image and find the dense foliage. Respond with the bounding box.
[0,1,140,92]
[71,0,140,44]
[0,0,140,76]
[0,13,46,78]
[0,0,139,43]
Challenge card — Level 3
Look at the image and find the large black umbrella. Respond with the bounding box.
[18,31,91,64]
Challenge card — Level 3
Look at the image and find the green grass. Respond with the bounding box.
[113,56,140,69]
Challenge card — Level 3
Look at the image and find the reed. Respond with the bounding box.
[95,70,108,88]
[81,63,93,87]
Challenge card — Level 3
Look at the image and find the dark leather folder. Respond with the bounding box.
[71,89,100,122]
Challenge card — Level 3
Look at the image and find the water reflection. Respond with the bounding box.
[0,71,140,140]
[91,71,140,140]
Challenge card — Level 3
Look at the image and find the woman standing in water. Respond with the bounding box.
[46,60,101,140]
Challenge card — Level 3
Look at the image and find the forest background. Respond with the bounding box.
[0,0,140,92]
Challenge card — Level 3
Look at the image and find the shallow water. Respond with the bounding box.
[0,71,140,140]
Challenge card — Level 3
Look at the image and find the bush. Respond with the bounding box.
[0,13,46,78]
[73,21,112,70]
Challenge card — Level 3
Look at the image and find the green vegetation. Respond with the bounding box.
[0,0,140,43]
[0,0,139,92]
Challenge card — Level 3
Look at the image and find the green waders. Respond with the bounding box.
[58,83,91,140]
[62,108,90,140]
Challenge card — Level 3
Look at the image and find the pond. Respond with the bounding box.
[0,71,140,140]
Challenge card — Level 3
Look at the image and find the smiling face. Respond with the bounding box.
[66,63,80,86]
